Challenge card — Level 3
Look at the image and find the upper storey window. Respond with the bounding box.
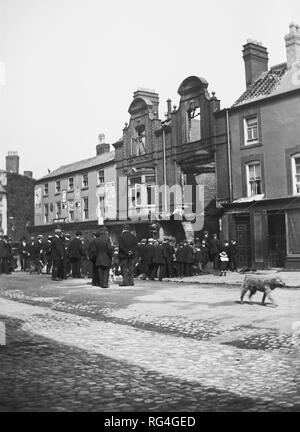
[187,102,201,143]
[131,125,146,156]
[244,116,259,145]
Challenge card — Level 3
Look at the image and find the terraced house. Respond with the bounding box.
[215,24,300,269]
[32,140,116,241]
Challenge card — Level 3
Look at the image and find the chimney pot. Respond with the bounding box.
[6,151,20,174]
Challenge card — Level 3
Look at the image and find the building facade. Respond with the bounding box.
[0,152,35,241]
[215,24,300,269]
[110,85,221,241]
[31,142,116,242]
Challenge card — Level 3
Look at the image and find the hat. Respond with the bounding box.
[148,238,154,243]
[122,224,130,231]
[76,231,82,236]
[48,235,53,239]
[55,229,62,234]
[65,233,71,238]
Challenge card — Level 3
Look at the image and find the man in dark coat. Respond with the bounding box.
[68,231,84,278]
[88,232,100,286]
[0,234,10,275]
[150,240,165,281]
[162,239,175,278]
[118,225,138,287]
[229,240,238,272]
[143,239,155,280]
[175,243,185,278]
[19,238,30,272]
[51,229,64,281]
[183,241,194,277]
[209,233,221,270]
[137,239,148,278]
[28,237,40,274]
[94,228,113,288]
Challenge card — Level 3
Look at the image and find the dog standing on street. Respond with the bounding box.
[240,275,285,307]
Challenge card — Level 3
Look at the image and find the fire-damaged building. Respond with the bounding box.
[110,84,221,241]
[215,23,300,269]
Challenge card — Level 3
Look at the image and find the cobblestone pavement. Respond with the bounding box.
[0,273,300,412]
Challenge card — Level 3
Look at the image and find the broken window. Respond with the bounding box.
[187,102,201,143]
[131,126,146,156]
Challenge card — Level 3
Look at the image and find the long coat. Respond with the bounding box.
[118,231,138,260]
[51,235,64,260]
[68,238,84,260]
[95,234,113,268]
[152,244,165,265]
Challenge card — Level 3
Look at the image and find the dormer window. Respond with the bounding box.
[131,126,146,156]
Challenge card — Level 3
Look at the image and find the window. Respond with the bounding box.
[98,170,105,185]
[68,200,74,221]
[246,162,262,197]
[244,116,259,145]
[44,204,49,224]
[68,177,74,190]
[187,102,201,143]
[55,181,61,194]
[128,174,156,208]
[292,154,300,195]
[55,202,61,219]
[131,126,146,156]
[44,183,49,195]
[82,173,89,188]
[83,197,89,220]
[99,196,105,219]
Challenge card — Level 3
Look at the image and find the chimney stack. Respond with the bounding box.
[6,151,19,174]
[243,40,269,88]
[96,133,110,155]
[285,23,300,69]
[167,99,172,118]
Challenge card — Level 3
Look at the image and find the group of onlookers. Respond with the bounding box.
[1,227,239,285]
[131,233,238,280]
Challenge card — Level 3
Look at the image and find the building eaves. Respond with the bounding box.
[37,151,115,182]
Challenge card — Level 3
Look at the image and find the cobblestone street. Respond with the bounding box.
[0,273,300,412]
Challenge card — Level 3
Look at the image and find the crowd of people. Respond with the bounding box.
[0,228,239,287]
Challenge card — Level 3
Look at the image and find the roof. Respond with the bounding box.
[38,151,115,181]
[233,63,288,107]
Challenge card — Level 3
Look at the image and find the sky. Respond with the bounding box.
[0,0,300,179]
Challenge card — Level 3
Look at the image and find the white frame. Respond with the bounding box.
[246,161,262,197]
[291,154,300,196]
[244,116,259,145]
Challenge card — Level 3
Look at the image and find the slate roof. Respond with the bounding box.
[38,151,115,181]
[233,63,288,107]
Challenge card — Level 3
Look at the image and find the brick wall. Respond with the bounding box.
[6,173,35,241]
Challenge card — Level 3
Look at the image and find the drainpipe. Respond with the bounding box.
[162,125,168,214]
[226,109,233,202]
